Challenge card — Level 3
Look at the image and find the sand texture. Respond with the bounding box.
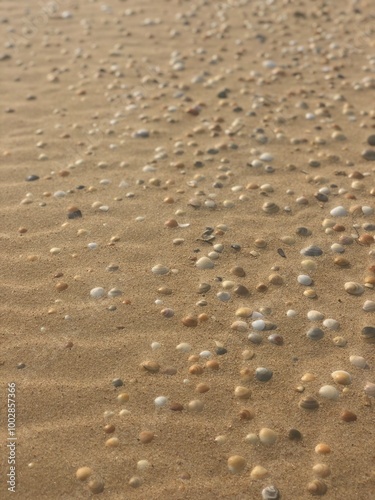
[1,0,375,498]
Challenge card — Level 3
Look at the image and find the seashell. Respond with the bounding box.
[296,226,312,236]
[339,235,353,245]
[231,321,249,333]
[312,464,331,478]
[300,245,323,256]
[330,206,348,217]
[227,455,246,474]
[307,310,324,321]
[307,479,328,496]
[263,321,277,331]
[151,264,170,275]
[261,486,280,500]
[255,367,273,382]
[234,386,252,399]
[176,342,191,353]
[334,256,350,267]
[287,309,298,318]
[301,373,316,382]
[231,266,246,277]
[197,283,211,294]
[331,243,345,253]
[322,318,340,330]
[217,291,231,302]
[158,286,172,295]
[364,381,375,397]
[239,408,255,420]
[349,355,368,369]
[280,235,295,245]
[182,315,198,327]
[248,332,263,344]
[268,334,284,345]
[304,289,317,298]
[244,433,259,444]
[259,428,277,445]
[235,307,252,318]
[318,385,340,400]
[90,287,105,298]
[189,364,204,375]
[298,274,313,285]
[299,396,319,410]
[234,284,250,296]
[361,326,375,343]
[196,256,214,269]
[307,327,324,341]
[301,259,317,272]
[344,282,364,295]
[262,202,280,214]
[268,273,284,285]
[252,319,266,331]
[331,370,352,385]
[222,280,235,289]
[341,410,357,422]
[333,336,347,347]
[187,400,204,412]
[141,360,160,373]
[288,428,302,440]
[250,465,268,479]
[315,443,331,454]
[255,238,267,248]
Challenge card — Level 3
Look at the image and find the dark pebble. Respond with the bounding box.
[296,227,312,236]
[17,363,26,369]
[112,378,123,387]
[307,327,324,341]
[68,210,82,219]
[288,428,302,440]
[217,89,228,98]
[362,149,375,161]
[255,367,273,382]
[315,192,328,202]
[367,135,375,146]
[76,185,85,189]
[26,175,39,181]
[216,347,227,356]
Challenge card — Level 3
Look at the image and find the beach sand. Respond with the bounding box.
[1,0,375,498]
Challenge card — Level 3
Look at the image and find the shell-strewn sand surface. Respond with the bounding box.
[1,0,375,498]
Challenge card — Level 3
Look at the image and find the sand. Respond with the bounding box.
[1,0,375,498]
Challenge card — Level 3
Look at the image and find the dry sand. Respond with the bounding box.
[1,0,375,498]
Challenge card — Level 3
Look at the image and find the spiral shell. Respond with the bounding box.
[261,486,280,500]
[307,479,328,496]
[344,282,365,296]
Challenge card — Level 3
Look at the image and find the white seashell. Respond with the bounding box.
[331,243,345,253]
[252,311,264,319]
[349,355,368,369]
[231,321,249,333]
[318,385,340,400]
[364,381,375,397]
[330,206,348,217]
[298,274,313,285]
[287,309,298,318]
[90,287,105,298]
[252,319,266,331]
[307,310,324,321]
[363,300,375,312]
[362,206,374,216]
[152,264,170,275]
[176,343,191,353]
[344,282,365,295]
[195,256,214,269]
[322,318,340,330]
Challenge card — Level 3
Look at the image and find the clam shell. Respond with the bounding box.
[331,370,352,385]
[349,355,368,369]
[364,381,375,397]
[259,428,278,445]
[250,465,269,479]
[262,202,280,214]
[234,386,252,399]
[227,455,246,474]
[235,307,252,318]
[300,245,323,256]
[307,310,324,321]
[318,385,340,400]
[151,264,170,275]
[361,326,375,343]
[322,318,340,330]
[299,396,319,410]
[312,464,331,478]
[196,257,214,269]
[344,282,365,295]
[307,479,328,496]
[231,321,249,333]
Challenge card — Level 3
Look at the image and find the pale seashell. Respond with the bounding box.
[287,309,298,317]
[231,321,249,333]
[330,206,348,217]
[234,386,252,399]
[244,433,259,444]
[90,287,105,298]
[235,307,252,318]
[333,336,347,347]
[151,264,170,275]
[227,455,246,474]
[331,370,352,385]
[322,318,339,330]
[363,300,375,312]
[259,428,277,445]
[364,381,375,397]
[301,259,317,272]
[349,355,368,369]
[252,319,266,331]
[344,282,365,295]
[195,257,214,269]
[261,486,280,500]
[250,465,269,479]
[318,385,340,400]
[312,464,331,478]
[331,243,345,253]
[307,479,328,496]
[307,310,324,321]
[298,274,313,285]
[262,201,280,214]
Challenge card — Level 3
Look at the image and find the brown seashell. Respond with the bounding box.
[332,224,345,232]
[227,455,246,474]
[104,424,115,434]
[331,370,352,385]
[341,410,357,422]
[256,283,268,292]
[239,408,255,420]
[234,284,250,296]
[364,276,375,285]
[315,443,331,454]
[262,202,280,214]
[358,234,374,246]
[269,273,284,285]
[189,364,204,375]
[231,266,246,277]
[158,286,173,295]
[139,431,154,443]
[165,219,179,228]
[196,383,210,393]
[334,256,350,267]
[205,360,219,370]
[170,403,184,411]
[182,315,198,327]
[307,479,327,496]
[55,282,68,291]
[299,396,319,410]
[141,360,160,373]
